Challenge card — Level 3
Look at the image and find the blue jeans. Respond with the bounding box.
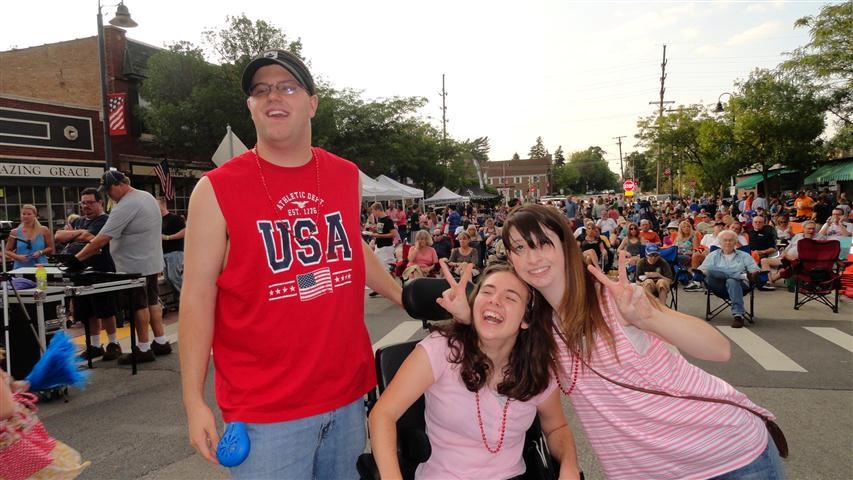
[704,269,748,316]
[711,437,785,479]
[163,251,183,295]
[229,398,365,480]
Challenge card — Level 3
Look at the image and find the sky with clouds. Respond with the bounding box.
[0,1,835,174]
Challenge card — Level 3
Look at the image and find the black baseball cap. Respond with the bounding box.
[99,169,126,193]
[241,50,316,96]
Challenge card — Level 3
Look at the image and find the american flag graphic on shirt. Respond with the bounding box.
[296,268,333,301]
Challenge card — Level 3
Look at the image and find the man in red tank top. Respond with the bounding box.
[179,50,402,479]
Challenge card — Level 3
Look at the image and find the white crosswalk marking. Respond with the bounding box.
[803,327,853,354]
[372,321,423,353]
[718,327,808,372]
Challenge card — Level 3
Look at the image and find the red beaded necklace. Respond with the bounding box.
[555,353,579,396]
[474,389,511,454]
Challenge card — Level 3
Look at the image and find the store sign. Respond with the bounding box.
[0,162,101,179]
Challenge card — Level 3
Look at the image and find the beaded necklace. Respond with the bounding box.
[254,147,321,240]
[555,352,579,396]
[474,389,511,454]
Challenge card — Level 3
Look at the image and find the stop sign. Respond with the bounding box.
[623,180,635,191]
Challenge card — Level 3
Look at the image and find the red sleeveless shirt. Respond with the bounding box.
[206,147,374,423]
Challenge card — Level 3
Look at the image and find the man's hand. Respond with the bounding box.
[186,400,221,465]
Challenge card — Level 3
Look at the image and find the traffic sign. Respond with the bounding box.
[624,190,634,197]
[623,180,635,191]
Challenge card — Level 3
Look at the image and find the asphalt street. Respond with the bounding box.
[32,286,853,479]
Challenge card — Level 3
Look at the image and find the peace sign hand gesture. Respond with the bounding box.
[435,259,473,324]
[586,250,658,328]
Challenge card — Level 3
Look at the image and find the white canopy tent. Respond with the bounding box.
[374,175,424,200]
[424,186,466,205]
[360,170,401,201]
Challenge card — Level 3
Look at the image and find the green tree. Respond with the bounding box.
[553,145,565,167]
[567,146,618,192]
[528,136,549,159]
[140,44,241,160]
[781,2,852,126]
[202,14,303,65]
[511,152,521,161]
[552,163,581,194]
[729,69,826,198]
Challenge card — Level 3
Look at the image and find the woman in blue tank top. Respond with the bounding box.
[6,204,54,269]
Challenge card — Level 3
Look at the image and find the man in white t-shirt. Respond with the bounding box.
[818,208,852,240]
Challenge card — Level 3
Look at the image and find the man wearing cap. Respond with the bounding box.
[73,170,169,363]
[635,244,674,304]
[179,50,402,478]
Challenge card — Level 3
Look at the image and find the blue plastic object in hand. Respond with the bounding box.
[217,422,250,467]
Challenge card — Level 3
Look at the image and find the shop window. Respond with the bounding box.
[20,187,34,204]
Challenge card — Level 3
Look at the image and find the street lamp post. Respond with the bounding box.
[97,1,137,170]
[715,92,734,113]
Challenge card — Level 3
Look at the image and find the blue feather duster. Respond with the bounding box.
[25,331,89,391]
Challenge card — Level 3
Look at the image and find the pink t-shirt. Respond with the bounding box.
[416,333,557,479]
[556,290,771,479]
[411,246,438,268]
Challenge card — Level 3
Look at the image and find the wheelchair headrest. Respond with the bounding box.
[402,277,475,321]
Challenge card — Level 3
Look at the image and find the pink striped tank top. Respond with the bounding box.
[555,290,771,479]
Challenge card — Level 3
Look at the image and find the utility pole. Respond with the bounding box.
[613,135,626,181]
[440,74,448,157]
[648,44,673,194]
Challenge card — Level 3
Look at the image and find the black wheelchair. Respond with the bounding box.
[357,277,578,480]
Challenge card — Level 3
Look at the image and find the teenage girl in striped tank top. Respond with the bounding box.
[441,204,784,479]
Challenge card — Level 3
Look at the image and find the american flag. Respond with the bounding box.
[107,93,127,136]
[296,268,333,301]
[153,159,174,200]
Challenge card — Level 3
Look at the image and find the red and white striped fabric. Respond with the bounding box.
[555,291,771,479]
[107,93,127,136]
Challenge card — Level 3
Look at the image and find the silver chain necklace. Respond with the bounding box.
[254,147,321,241]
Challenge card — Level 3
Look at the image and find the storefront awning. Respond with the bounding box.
[803,160,853,185]
[734,169,794,189]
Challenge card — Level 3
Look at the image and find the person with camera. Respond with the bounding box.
[818,208,852,241]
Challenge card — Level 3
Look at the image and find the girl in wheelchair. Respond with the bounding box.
[368,262,581,479]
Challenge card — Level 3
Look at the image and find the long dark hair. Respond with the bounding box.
[502,204,613,362]
[438,262,556,402]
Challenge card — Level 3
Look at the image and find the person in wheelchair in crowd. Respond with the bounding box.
[402,230,439,281]
[369,262,581,479]
[698,230,760,328]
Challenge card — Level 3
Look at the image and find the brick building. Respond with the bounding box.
[481,157,552,201]
[0,27,208,225]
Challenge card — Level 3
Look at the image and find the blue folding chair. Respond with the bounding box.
[657,246,681,310]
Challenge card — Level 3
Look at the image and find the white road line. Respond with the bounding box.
[718,327,808,372]
[372,321,423,353]
[803,327,853,354]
